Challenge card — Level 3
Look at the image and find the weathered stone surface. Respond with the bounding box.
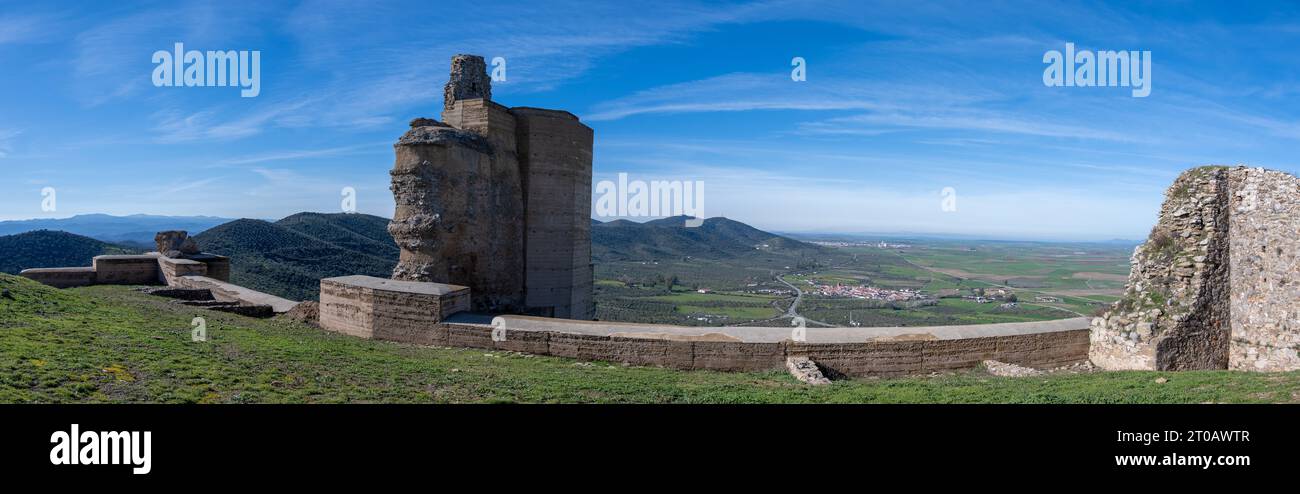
[170,275,299,313]
[388,55,593,319]
[513,107,594,319]
[154,230,199,258]
[139,287,214,301]
[409,117,449,129]
[388,120,524,313]
[19,267,95,288]
[318,275,469,344]
[982,360,1044,377]
[209,304,274,318]
[157,255,207,285]
[789,341,925,377]
[1091,166,1300,371]
[443,54,491,111]
[93,255,164,285]
[1228,168,1300,371]
[786,357,831,385]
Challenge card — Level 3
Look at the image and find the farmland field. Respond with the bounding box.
[594,236,1136,326]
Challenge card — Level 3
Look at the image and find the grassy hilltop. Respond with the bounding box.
[1,274,1297,404]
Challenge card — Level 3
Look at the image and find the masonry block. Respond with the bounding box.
[319,275,469,344]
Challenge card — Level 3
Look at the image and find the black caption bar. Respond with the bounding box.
[0,405,1289,482]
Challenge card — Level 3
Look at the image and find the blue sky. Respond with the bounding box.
[2,0,1299,240]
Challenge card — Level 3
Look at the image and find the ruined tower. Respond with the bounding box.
[1090,166,1300,371]
[389,54,594,319]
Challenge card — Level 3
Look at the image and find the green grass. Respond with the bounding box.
[644,292,777,304]
[2,274,1297,404]
[675,305,777,320]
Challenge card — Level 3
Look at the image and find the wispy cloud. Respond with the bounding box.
[798,110,1151,143]
[0,129,21,158]
[0,13,59,45]
[269,0,798,127]
[217,143,385,166]
[150,99,313,143]
[586,72,993,121]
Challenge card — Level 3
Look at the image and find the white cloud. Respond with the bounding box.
[0,129,21,158]
[586,72,994,121]
[0,13,59,45]
[591,164,1159,240]
[217,143,385,166]
[150,99,313,143]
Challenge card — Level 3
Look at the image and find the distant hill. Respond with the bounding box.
[0,214,233,248]
[192,212,816,299]
[592,216,825,261]
[0,230,137,274]
[193,213,398,301]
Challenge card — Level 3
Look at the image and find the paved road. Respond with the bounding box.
[775,274,834,327]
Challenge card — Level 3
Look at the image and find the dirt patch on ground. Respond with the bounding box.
[277,301,319,327]
[1049,289,1124,297]
[1070,271,1129,281]
[926,267,979,279]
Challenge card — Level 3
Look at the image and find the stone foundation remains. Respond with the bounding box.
[19,230,296,314]
[1091,166,1300,371]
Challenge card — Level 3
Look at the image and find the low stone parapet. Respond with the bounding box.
[424,315,1092,378]
[171,275,299,313]
[157,256,206,285]
[18,267,96,288]
[92,254,163,285]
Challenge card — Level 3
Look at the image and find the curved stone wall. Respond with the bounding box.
[426,315,1092,377]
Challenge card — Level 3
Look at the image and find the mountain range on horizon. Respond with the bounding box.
[1,212,1146,246]
[0,214,235,248]
[0,212,823,301]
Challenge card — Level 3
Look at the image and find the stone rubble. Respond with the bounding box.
[982,360,1044,377]
[154,230,200,258]
[786,356,832,385]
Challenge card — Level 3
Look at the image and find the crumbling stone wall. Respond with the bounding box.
[443,55,490,111]
[388,121,526,313]
[1228,168,1300,371]
[1091,166,1299,371]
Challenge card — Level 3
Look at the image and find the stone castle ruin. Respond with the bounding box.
[17,55,1298,380]
[388,54,593,319]
[313,55,1094,379]
[1091,166,1300,371]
